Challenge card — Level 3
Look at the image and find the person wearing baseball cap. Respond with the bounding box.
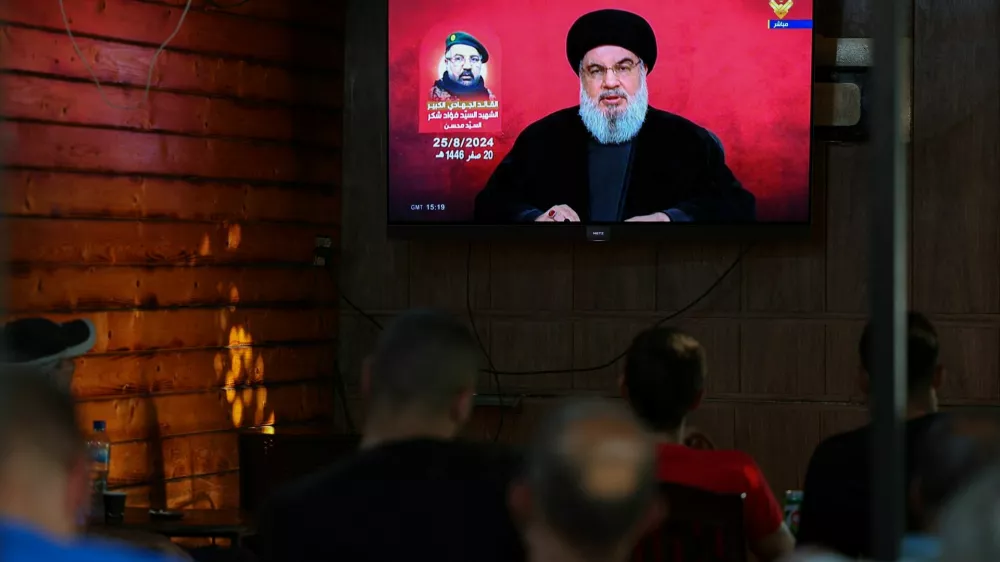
[0,319,181,561]
[474,9,756,224]
[428,31,497,101]
[0,317,96,389]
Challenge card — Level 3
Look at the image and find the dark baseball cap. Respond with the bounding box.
[0,318,96,371]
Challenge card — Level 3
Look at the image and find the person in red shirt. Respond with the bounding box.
[620,327,795,562]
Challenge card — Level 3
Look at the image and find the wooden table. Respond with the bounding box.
[92,508,254,545]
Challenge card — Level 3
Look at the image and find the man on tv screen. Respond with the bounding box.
[429,32,497,102]
[473,9,757,223]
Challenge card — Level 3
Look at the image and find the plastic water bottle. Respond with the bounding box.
[87,420,111,521]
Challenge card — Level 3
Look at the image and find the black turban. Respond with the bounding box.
[566,9,657,75]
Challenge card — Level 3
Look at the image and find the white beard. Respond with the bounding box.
[578,72,649,145]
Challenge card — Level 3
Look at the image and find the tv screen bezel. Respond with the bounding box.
[384,1,817,242]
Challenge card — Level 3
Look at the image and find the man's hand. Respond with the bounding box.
[625,212,671,222]
[535,204,581,222]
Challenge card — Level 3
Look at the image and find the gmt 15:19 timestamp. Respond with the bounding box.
[432,136,496,162]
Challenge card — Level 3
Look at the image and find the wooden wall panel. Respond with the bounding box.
[912,0,1000,314]
[935,325,1000,402]
[743,242,826,313]
[2,2,345,510]
[0,0,338,70]
[5,122,338,184]
[337,0,1000,498]
[72,344,335,398]
[0,26,340,106]
[573,245,657,311]
[824,320,866,401]
[8,219,330,266]
[3,171,339,225]
[147,0,346,28]
[10,266,335,311]
[825,145,870,313]
[123,472,242,509]
[735,405,822,492]
[657,244,743,314]
[110,432,239,486]
[0,75,342,145]
[489,245,574,311]
[76,382,334,442]
[491,320,574,393]
[741,321,827,397]
[408,242,490,311]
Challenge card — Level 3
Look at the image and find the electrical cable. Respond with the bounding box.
[59,0,194,110]
[340,292,384,331]
[319,264,358,433]
[332,359,356,433]
[466,244,504,442]
[486,243,754,376]
[341,243,753,377]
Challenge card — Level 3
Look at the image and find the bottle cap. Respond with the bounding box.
[93,420,107,431]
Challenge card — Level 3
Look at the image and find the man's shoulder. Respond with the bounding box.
[266,452,364,510]
[807,423,872,478]
[429,84,451,100]
[657,444,770,495]
[0,522,172,562]
[273,439,520,498]
[816,423,871,454]
[518,107,583,138]
[659,443,756,464]
[697,448,762,475]
[72,538,176,562]
[643,107,719,142]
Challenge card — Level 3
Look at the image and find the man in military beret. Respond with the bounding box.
[474,9,756,223]
[429,31,496,101]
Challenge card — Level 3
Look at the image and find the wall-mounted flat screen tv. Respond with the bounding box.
[387,0,814,239]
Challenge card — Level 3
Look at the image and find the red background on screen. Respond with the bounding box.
[388,0,814,223]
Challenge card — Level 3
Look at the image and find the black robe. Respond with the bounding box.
[473,106,757,223]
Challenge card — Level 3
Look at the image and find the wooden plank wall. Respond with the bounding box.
[1,0,345,509]
[339,0,1000,496]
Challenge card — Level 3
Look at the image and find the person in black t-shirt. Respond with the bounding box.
[796,312,945,558]
[508,400,661,562]
[255,309,524,562]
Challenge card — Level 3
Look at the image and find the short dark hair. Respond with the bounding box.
[524,399,655,558]
[368,309,480,413]
[858,311,939,392]
[0,370,85,470]
[623,327,706,431]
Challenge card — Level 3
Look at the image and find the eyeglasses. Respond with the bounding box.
[582,60,641,81]
[447,54,482,65]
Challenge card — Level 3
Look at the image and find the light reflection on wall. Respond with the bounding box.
[221,325,274,428]
[213,265,274,431]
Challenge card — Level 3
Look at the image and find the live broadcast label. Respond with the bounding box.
[768,19,813,29]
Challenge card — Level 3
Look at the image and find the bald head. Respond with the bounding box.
[366,309,480,415]
[520,399,657,559]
